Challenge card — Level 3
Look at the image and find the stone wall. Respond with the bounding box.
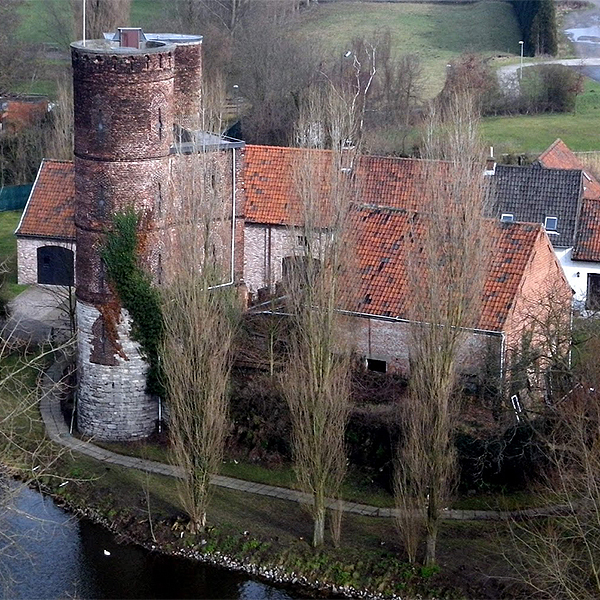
[244,223,301,294]
[17,238,75,285]
[351,316,502,377]
[76,300,158,440]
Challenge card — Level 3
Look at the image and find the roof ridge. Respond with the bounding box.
[537,137,564,161]
[42,158,75,165]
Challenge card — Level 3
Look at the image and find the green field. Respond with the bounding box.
[17,0,173,46]
[16,1,521,100]
[481,78,600,155]
[296,1,522,97]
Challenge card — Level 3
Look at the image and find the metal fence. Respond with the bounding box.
[0,184,32,212]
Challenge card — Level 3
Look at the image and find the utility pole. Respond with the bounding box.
[519,40,524,81]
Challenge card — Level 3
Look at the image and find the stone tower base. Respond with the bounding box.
[76,301,158,440]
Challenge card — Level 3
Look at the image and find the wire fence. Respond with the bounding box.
[0,183,32,212]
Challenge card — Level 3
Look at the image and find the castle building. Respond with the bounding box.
[71,29,244,440]
[15,31,573,439]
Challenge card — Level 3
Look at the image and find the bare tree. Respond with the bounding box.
[160,76,239,533]
[395,92,489,566]
[232,14,322,146]
[44,75,74,162]
[508,387,600,599]
[72,0,132,41]
[281,85,358,548]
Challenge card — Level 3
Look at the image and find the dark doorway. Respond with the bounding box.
[587,273,600,311]
[37,246,74,286]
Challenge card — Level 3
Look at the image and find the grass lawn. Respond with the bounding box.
[17,0,173,46]
[481,78,600,155]
[296,0,521,97]
[0,210,27,299]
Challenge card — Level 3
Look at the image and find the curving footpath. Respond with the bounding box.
[40,356,570,522]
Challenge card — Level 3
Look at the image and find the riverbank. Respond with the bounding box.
[27,353,517,599]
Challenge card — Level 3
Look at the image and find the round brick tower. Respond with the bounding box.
[72,37,175,440]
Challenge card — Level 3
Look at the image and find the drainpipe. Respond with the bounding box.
[209,146,236,290]
[500,331,506,380]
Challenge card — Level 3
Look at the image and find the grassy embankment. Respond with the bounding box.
[0,358,517,598]
[14,0,520,100]
[13,0,173,97]
[481,78,600,155]
[296,0,522,98]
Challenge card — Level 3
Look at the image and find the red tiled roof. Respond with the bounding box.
[243,145,432,224]
[351,207,544,331]
[16,160,75,241]
[537,138,600,200]
[573,199,600,261]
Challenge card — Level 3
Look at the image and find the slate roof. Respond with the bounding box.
[244,145,431,225]
[535,138,600,263]
[351,206,545,331]
[16,160,75,241]
[537,138,600,200]
[488,164,582,248]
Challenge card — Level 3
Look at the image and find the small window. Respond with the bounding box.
[501,213,514,223]
[366,358,387,373]
[297,235,308,246]
[544,216,558,232]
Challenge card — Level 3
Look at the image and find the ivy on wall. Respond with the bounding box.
[102,209,164,396]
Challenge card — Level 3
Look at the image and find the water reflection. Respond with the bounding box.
[0,486,296,599]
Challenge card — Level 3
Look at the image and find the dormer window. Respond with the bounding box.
[544,216,558,232]
[501,213,514,223]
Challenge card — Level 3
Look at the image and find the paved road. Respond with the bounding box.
[497,58,600,94]
[6,285,72,344]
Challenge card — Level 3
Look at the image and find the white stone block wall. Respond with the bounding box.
[244,223,313,293]
[76,300,158,440]
[17,237,76,285]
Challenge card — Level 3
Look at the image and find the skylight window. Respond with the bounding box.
[544,216,558,232]
[501,213,514,223]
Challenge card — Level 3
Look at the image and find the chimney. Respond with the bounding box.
[484,145,496,176]
[340,139,355,174]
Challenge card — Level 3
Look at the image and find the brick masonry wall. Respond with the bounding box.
[17,238,75,285]
[71,44,175,161]
[503,230,572,375]
[173,42,202,128]
[76,300,157,440]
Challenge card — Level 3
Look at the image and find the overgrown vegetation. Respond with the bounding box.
[101,210,163,396]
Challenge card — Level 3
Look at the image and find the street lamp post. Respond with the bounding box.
[519,40,524,81]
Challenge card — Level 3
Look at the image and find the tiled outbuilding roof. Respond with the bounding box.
[243,145,431,224]
[536,138,600,200]
[15,159,75,241]
[488,164,582,248]
[351,206,545,331]
[573,199,600,262]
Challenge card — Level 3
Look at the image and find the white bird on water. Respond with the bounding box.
[103,550,111,556]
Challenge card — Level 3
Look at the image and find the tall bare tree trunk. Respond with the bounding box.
[395,92,489,566]
[160,71,235,534]
[282,85,361,548]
